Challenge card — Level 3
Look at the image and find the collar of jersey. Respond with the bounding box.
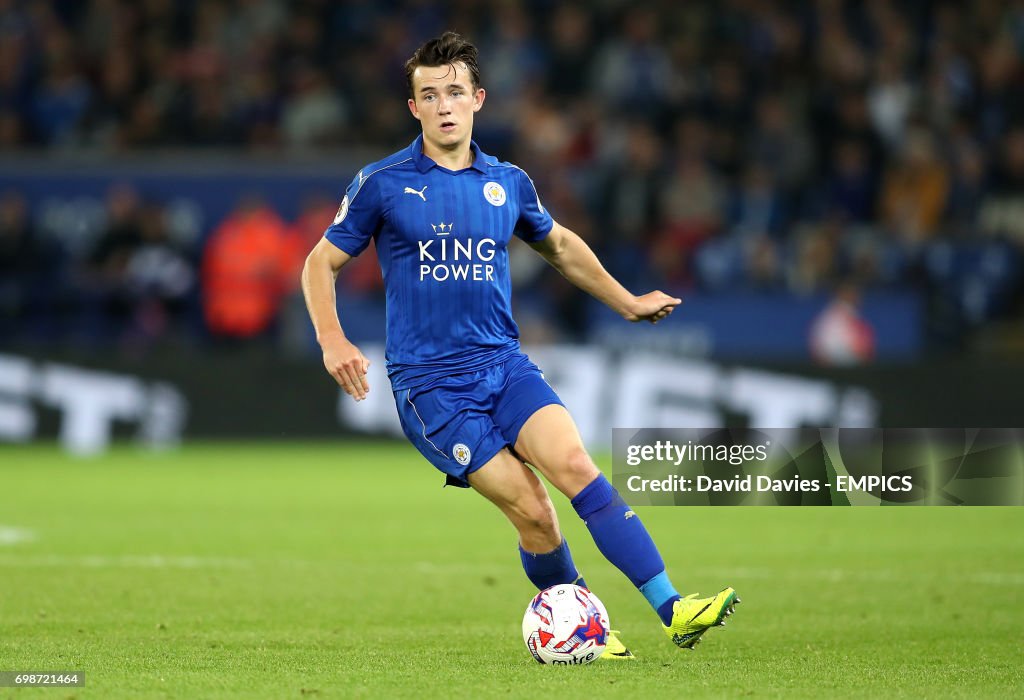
[409,134,489,174]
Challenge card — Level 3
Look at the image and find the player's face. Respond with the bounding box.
[407,62,485,152]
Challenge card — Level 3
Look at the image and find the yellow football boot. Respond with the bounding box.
[663,588,740,649]
[599,630,635,660]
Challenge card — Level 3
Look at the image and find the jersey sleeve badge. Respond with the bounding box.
[333,195,350,224]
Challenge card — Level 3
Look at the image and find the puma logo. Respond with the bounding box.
[404,185,427,201]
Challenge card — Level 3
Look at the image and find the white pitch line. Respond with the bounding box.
[701,566,1024,586]
[962,571,1024,586]
[0,554,251,569]
[0,525,36,546]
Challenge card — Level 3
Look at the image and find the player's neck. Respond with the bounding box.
[421,136,474,171]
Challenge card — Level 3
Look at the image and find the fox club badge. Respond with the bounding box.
[453,443,472,466]
[483,182,506,207]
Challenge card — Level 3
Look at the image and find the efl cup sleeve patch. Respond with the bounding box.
[333,195,350,224]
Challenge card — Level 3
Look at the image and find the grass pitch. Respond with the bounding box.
[1,442,1022,699]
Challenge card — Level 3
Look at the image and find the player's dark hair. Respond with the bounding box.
[405,31,481,97]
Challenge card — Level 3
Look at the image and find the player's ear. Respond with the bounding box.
[408,98,421,121]
[473,87,485,113]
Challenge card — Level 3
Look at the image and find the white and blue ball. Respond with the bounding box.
[522,584,610,665]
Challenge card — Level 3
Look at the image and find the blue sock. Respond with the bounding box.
[572,474,681,625]
[519,538,587,590]
[646,571,684,626]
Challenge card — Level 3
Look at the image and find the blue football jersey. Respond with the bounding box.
[325,135,553,390]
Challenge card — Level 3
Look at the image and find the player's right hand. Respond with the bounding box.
[321,334,371,401]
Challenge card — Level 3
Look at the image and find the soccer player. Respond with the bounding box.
[302,32,738,657]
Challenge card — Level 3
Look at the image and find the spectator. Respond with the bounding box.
[81,184,144,336]
[879,128,950,244]
[201,196,291,341]
[544,4,594,100]
[590,7,672,118]
[727,163,786,239]
[593,121,662,286]
[946,143,989,237]
[651,145,726,288]
[788,221,841,295]
[0,190,49,340]
[980,127,1024,244]
[123,203,196,343]
[822,139,877,223]
[0,15,31,148]
[742,234,784,292]
[809,282,876,366]
[29,27,91,145]
[747,94,815,195]
[280,64,347,148]
[478,1,546,139]
[867,53,915,151]
[81,45,143,148]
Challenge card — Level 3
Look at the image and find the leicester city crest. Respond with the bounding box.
[453,443,472,466]
[483,181,506,207]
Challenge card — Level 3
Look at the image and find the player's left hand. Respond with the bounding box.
[624,291,682,324]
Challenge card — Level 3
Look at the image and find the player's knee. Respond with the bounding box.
[512,495,557,539]
[564,447,600,486]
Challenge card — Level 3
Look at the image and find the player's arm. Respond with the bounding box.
[529,221,681,323]
[301,238,371,401]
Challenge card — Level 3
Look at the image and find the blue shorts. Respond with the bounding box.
[393,352,563,488]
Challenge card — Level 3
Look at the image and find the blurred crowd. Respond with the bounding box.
[0,186,384,350]
[2,0,1024,354]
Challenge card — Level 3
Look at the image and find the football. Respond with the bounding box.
[522,584,610,665]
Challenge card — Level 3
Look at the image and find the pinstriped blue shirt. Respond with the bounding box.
[325,135,554,390]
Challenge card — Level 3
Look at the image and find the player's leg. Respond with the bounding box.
[469,447,633,660]
[392,379,586,592]
[512,405,682,618]
[490,358,675,616]
[512,403,739,648]
[466,447,588,590]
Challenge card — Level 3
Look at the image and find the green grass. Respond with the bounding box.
[1,442,1022,699]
